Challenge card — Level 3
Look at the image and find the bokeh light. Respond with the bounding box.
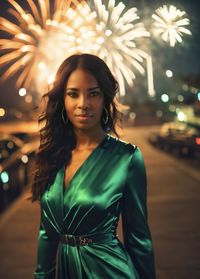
[161,94,169,102]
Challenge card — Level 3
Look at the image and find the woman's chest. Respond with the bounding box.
[62,156,128,210]
[43,150,130,225]
[64,150,94,189]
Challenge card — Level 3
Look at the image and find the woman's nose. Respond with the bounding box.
[78,95,90,109]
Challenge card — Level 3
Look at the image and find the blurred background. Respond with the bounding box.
[0,0,200,278]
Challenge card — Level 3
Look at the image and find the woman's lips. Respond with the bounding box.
[76,114,93,121]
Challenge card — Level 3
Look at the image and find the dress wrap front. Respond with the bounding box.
[34,135,156,279]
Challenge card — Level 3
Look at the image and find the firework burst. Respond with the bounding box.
[0,0,152,96]
[87,0,150,95]
[0,0,85,91]
[152,5,192,47]
[53,0,151,96]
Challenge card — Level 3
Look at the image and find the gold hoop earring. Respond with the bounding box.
[102,107,109,124]
[62,107,68,124]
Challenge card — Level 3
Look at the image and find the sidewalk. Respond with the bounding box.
[0,190,40,279]
[0,126,200,279]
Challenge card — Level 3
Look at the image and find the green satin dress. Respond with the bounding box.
[34,134,156,279]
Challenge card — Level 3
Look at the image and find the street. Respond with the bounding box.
[124,126,200,279]
[0,125,200,279]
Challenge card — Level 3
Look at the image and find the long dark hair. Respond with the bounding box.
[31,53,120,202]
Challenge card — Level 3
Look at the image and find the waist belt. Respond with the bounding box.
[59,232,116,246]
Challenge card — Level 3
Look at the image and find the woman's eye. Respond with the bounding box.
[89,91,100,97]
[66,92,78,98]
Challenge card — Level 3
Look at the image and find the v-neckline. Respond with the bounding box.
[63,134,109,194]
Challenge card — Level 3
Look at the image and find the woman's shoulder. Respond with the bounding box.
[105,135,145,169]
[106,134,138,155]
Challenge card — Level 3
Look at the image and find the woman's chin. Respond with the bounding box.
[71,121,101,131]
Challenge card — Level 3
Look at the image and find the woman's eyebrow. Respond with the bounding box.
[88,87,101,91]
[66,87,101,91]
[66,88,79,91]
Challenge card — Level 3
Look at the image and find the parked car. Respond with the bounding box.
[148,121,200,157]
[0,133,39,213]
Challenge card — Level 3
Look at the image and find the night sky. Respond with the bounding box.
[132,0,200,75]
[0,0,200,114]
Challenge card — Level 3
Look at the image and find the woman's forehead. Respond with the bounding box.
[66,69,99,88]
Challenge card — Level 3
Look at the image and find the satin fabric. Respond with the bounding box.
[34,135,156,279]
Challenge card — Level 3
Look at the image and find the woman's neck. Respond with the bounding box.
[73,128,107,150]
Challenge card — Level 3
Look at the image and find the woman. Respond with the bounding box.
[32,53,156,279]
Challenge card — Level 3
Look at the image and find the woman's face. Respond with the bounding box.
[64,68,104,131]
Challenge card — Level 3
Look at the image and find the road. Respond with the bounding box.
[0,125,200,279]
[124,126,200,279]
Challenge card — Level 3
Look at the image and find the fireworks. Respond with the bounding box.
[89,0,150,96]
[0,0,85,92]
[0,0,152,96]
[63,0,151,95]
[152,5,192,47]
[0,1,194,97]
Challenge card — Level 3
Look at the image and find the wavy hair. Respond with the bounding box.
[31,53,120,202]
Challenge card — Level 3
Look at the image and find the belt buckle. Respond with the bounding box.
[79,236,92,246]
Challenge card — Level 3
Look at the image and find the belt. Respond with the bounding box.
[59,232,116,246]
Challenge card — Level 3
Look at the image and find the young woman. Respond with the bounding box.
[32,53,156,279]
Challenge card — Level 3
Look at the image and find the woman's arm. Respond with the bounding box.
[34,207,59,279]
[121,146,156,279]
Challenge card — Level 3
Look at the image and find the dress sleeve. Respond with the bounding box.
[34,207,59,279]
[121,146,156,279]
